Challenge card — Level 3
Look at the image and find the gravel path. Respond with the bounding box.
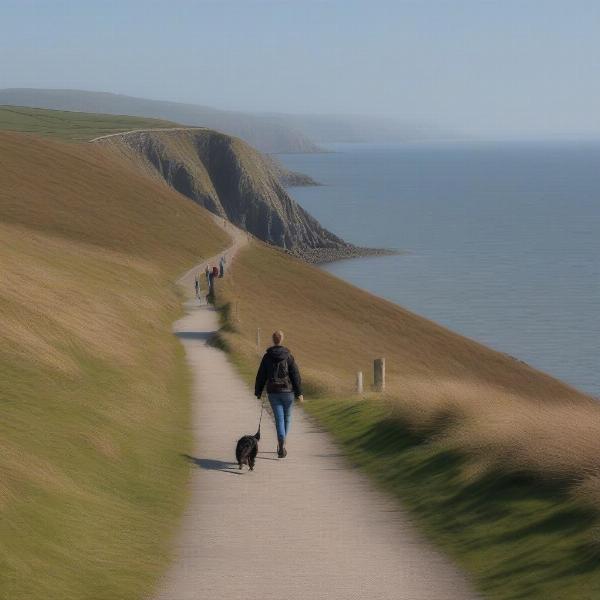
[152,220,478,600]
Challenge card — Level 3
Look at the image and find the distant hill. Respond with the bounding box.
[0,88,451,152]
[0,89,320,153]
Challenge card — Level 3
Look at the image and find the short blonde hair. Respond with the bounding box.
[272,330,284,345]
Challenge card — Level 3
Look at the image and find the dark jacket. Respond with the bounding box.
[255,345,302,398]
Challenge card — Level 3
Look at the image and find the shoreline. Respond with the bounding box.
[287,245,400,264]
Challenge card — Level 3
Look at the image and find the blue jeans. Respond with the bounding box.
[268,392,294,439]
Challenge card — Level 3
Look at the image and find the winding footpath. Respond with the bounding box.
[153,218,478,600]
[89,127,210,143]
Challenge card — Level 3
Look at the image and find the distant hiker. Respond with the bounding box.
[205,265,210,286]
[219,255,226,278]
[254,330,303,458]
[194,275,199,298]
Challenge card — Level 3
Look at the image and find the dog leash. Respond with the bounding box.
[257,396,266,434]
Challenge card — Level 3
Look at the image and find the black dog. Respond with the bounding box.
[235,428,260,471]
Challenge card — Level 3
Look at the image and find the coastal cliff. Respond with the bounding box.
[94,128,383,262]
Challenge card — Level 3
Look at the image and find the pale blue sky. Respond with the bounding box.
[1,0,599,137]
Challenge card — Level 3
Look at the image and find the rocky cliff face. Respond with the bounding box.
[94,128,354,259]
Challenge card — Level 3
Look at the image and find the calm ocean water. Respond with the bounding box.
[279,142,600,397]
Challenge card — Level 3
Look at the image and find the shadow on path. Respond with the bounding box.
[182,454,242,475]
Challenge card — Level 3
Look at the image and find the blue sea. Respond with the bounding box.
[279,141,600,397]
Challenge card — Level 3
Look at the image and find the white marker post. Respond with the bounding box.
[356,371,364,395]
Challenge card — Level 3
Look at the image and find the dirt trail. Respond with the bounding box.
[153,219,478,599]
[89,127,209,143]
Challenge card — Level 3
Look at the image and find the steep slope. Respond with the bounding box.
[95,128,370,261]
[219,242,590,402]
[0,88,321,153]
[0,131,229,600]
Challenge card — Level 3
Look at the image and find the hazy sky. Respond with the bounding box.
[2,0,600,137]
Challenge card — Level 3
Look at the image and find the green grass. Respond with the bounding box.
[0,131,230,599]
[0,105,177,140]
[4,111,599,598]
[218,322,600,599]
[212,243,600,600]
[0,235,196,599]
[304,398,600,600]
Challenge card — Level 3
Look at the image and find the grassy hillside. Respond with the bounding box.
[0,132,229,599]
[216,241,600,599]
[4,111,599,599]
[0,105,176,141]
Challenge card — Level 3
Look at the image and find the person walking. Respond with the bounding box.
[194,274,200,299]
[254,330,303,458]
[207,269,214,295]
[219,255,226,278]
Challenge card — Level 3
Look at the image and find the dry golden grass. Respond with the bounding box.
[218,240,600,491]
[218,239,600,598]
[387,377,600,480]
[0,131,227,266]
[220,241,588,399]
[0,131,229,599]
[0,224,147,369]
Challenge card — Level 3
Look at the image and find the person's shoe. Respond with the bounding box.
[277,436,286,458]
[280,437,287,458]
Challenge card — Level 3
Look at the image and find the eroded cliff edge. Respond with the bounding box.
[93,128,389,262]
